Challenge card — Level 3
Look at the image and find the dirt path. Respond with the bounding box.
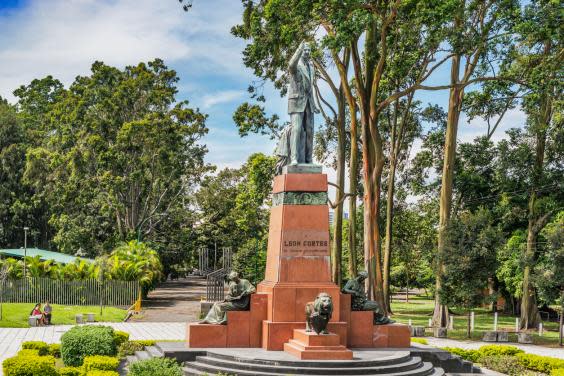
[133,276,206,322]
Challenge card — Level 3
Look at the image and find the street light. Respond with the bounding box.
[23,227,29,280]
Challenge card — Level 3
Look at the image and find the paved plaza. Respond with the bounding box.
[0,322,185,375]
[1,322,563,375]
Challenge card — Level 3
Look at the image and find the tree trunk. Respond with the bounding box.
[559,290,563,347]
[433,52,463,328]
[467,310,471,338]
[383,157,396,312]
[348,111,359,279]
[520,87,550,329]
[331,91,346,286]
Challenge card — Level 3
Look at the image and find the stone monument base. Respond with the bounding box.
[284,329,353,360]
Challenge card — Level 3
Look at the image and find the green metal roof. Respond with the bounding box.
[0,248,94,264]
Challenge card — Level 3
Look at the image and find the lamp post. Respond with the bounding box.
[23,227,29,280]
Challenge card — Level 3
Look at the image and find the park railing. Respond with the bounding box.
[0,278,139,307]
[205,247,232,302]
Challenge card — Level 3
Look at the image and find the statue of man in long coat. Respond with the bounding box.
[287,41,316,165]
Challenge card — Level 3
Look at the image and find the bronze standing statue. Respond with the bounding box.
[275,41,317,174]
[342,271,394,325]
[199,271,256,325]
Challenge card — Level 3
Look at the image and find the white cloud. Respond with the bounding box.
[201,90,244,109]
[0,0,249,101]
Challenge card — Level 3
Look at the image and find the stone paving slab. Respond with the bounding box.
[0,322,186,375]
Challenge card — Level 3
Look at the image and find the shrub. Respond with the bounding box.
[128,358,183,376]
[21,341,49,355]
[82,355,120,372]
[130,340,156,347]
[113,330,130,347]
[410,338,428,345]
[551,369,564,376]
[2,354,57,376]
[117,341,145,357]
[85,371,119,376]
[480,355,528,376]
[517,353,564,373]
[442,347,479,362]
[58,367,82,376]
[16,349,39,357]
[48,343,61,358]
[478,345,524,358]
[61,325,117,367]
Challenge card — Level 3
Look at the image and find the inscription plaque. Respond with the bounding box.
[281,230,330,256]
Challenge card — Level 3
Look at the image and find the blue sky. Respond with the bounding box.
[0,0,524,176]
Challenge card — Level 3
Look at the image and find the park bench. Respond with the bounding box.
[28,316,40,327]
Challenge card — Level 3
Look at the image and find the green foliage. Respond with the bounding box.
[442,347,480,363]
[442,345,524,363]
[48,343,61,358]
[117,341,145,357]
[129,340,156,347]
[21,341,49,355]
[16,349,39,357]
[107,241,163,294]
[551,369,564,376]
[480,355,529,376]
[82,355,120,372]
[440,208,502,321]
[58,367,82,376]
[516,353,564,373]
[112,330,130,347]
[60,325,116,367]
[127,358,183,376]
[2,354,57,376]
[84,371,119,376]
[410,338,428,345]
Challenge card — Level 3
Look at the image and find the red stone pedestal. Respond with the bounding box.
[186,170,411,356]
[284,329,353,360]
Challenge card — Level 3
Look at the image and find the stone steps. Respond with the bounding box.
[182,352,444,376]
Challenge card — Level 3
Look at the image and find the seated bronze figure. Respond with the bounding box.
[342,271,394,325]
[199,271,256,325]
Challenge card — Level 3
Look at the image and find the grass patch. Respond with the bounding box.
[390,296,561,347]
[0,303,127,327]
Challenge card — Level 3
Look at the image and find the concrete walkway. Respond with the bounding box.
[423,336,564,359]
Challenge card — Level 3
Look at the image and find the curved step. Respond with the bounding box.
[184,358,443,376]
[204,350,413,368]
[193,354,424,375]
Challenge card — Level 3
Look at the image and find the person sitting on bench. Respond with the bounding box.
[30,303,46,326]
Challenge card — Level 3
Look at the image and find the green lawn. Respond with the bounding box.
[0,303,127,327]
[391,296,562,347]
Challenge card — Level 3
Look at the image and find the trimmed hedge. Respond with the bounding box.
[85,371,120,376]
[128,358,183,376]
[130,340,156,347]
[442,345,524,363]
[516,353,564,373]
[61,325,117,366]
[48,343,61,358]
[410,337,428,345]
[2,354,57,376]
[82,355,120,372]
[113,330,130,347]
[480,355,528,376]
[21,341,49,355]
[58,367,82,376]
[117,341,145,357]
[16,350,39,357]
[551,369,564,376]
